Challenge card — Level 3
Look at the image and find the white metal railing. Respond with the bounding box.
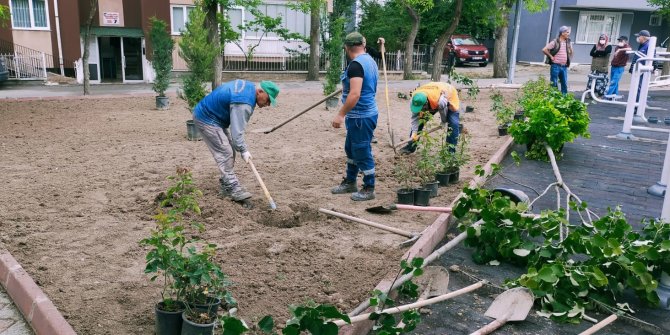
[0,52,47,80]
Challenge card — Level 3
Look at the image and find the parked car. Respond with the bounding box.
[444,34,489,67]
[0,57,8,82]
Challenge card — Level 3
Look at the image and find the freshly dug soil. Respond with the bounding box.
[0,86,505,334]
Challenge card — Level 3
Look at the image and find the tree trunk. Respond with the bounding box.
[403,6,420,80]
[205,2,222,89]
[82,0,98,95]
[492,12,510,78]
[306,0,321,81]
[430,0,463,82]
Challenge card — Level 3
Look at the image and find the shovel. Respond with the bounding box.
[251,88,343,134]
[469,287,534,335]
[366,204,454,214]
[247,158,277,210]
[578,314,618,335]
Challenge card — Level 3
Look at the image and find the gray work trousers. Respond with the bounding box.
[194,119,240,188]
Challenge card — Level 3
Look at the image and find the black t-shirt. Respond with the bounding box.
[347,61,364,78]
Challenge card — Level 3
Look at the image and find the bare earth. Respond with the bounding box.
[0,86,504,334]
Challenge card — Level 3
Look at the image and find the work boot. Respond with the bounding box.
[399,143,417,155]
[331,178,357,194]
[219,177,232,198]
[371,136,378,144]
[351,185,375,201]
[230,186,252,201]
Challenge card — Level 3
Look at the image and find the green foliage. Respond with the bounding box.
[509,77,590,161]
[282,302,350,335]
[179,6,219,110]
[220,315,249,335]
[359,0,413,52]
[447,70,479,101]
[0,5,9,27]
[415,115,439,184]
[149,17,174,97]
[393,156,415,190]
[455,186,670,323]
[323,15,345,95]
[648,0,670,18]
[490,89,515,126]
[437,133,469,172]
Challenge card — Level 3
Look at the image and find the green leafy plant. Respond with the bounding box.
[179,6,219,110]
[393,156,415,190]
[490,89,514,127]
[149,17,174,97]
[415,114,439,184]
[509,77,590,161]
[448,70,479,101]
[323,16,345,95]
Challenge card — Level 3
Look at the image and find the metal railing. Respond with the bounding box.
[0,38,77,78]
[0,53,47,79]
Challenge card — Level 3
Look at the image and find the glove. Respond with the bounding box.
[242,151,252,163]
[411,133,419,142]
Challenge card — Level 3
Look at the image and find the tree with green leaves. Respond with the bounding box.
[648,0,670,75]
[0,5,9,26]
[149,18,174,99]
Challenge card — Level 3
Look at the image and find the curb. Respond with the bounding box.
[342,136,515,335]
[0,250,77,335]
[1,92,167,102]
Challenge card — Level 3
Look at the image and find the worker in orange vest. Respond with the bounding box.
[400,82,460,154]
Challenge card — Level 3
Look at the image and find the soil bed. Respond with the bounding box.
[0,86,506,334]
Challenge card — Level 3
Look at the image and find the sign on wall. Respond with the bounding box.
[103,12,120,25]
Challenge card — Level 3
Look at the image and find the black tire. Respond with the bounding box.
[478,62,487,67]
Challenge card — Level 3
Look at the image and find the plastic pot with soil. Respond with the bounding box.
[191,296,221,315]
[155,301,186,335]
[435,172,451,186]
[465,105,475,113]
[514,110,525,121]
[181,311,217,335]
[186,120,202,141]
[396,188,415,205]
[156,96,170,110]
[498,125,508,136]
[413,188,431,206]
[423,181,439,198]
[325,97,339,110]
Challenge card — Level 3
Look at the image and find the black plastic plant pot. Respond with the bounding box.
[435,172,451,186]
[514,112,524,121]
[665,117,670,125]
[448,169,460,184]
[465,105,475,113]
[186,120,202,141]
[397,188,415,205]
[325,97,339,110]
[156,96,170,110]
[181,312,216,335]
[192,296,221,315]
[498,125,508,136]
[413,188,431,206]
[649,116,659,124]
[423,181,439,198]
[155,301,185,335]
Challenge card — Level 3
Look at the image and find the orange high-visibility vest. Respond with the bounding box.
[414,82,460,111]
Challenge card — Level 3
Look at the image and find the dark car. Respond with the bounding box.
[444,34,489,67]
[0,57,8,82]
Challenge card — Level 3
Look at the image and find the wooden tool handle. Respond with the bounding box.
[578,314,617,335]
[268,88,343,133]
[469,315,510,335]
[319,208,414,238]
[247,159,277,209]
[395,204,453,213]
[394,126,442,148]
[335,281,484,326]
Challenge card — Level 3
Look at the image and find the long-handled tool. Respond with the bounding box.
[378,38,397,153]
[469,287,534,335]
[334,280,484,327]
[394,125,442,149]
[318,208,420,245]
[366,204,454,215]
[247,158,277,210]
[251,88,343,134]
[578,314,618,335]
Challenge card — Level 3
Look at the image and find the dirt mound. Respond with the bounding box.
[256,202,321,228]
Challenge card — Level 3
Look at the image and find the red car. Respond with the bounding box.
[444,34,489,67]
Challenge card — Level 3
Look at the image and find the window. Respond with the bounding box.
[10,0,49,29]
[575,11,621,44]
[650,14,662,27]
[171,5,195,35]
[230,4,309,40]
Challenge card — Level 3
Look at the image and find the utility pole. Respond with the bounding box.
[506,0,522,84]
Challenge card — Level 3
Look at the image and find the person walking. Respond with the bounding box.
[606,35,631,97]
[400,82,460,155]
[330,32,379,201]
[193,79,280,202]
[542,26,573,94]
[587,33,612,97]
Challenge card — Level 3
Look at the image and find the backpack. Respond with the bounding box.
[545,38,572,66]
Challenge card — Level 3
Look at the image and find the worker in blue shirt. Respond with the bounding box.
[630,30,651,109]
[330,32,380,201]
[193,79,279,202]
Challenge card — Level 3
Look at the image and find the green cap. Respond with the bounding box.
[260,81,279,106]
[344,32,366,46]
[411,92,427,114]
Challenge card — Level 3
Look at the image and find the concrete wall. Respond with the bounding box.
[12,30,53,55]
[98,0,125,26]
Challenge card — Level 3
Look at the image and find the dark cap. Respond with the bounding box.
[344,32,366,46]
[635,30,651,37]
[616,35,628,41]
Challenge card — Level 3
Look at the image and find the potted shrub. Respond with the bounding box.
[178,7,218,141]
[323,17,345,110]
[149,17,174,110]
[416,124,439,200]
[491,89,514,136]
[509,77,590,161]
[393,156,415,205]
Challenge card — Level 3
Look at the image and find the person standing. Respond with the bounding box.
[587,33,612,97]
[400,82,460,155]
[330,32,379,201]
[606,36,631,97]
[542,26,573,94]
[630,30,652,107]
[193,79,280,202]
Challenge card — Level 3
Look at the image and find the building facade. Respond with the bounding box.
[510,0,670,64]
